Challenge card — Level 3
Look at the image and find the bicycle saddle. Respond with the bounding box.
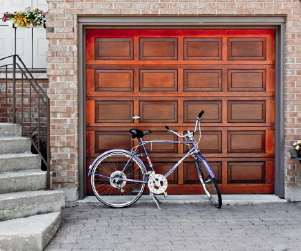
[129,129,152,139]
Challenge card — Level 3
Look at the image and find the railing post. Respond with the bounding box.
[12,54,16,123]
[46,98,51,189]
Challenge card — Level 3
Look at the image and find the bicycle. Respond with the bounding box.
[88,111,222,209]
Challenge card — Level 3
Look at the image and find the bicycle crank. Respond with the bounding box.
[148,173,168,195]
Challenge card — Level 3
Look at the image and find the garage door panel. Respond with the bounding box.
[184,131,222,153]
[142,132,178,153]
[228,38,266,60]
[95,69,134,92]
[184,161,222,184]
[183,100,222,123]
[228,69,266,92]
[228,131,265,153]
[183,38,222,60]
[140,38,178,60]
[227,161,266,184]
[228,100,266,123]
[183,69,222,92]
[140,69,177,92]
[140,101,178,123]
[95,101,134,123]
[95,38,134,60]
[95,132,133,153]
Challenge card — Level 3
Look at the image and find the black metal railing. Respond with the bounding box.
[0,55,50,189]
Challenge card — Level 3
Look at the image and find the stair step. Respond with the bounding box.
[0,123,22,137]
[0,136,31,154]
[0,170,46,194]
[0,153,41,173]
[0,212,61,251]
[0,190,65,221]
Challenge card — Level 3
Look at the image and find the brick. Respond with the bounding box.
[133,3,151,8]
[46,58,65,63]
[197,9,216,14]
[140,9,159,14]
[56,27,74,33]
[94,3,113,8]
[42,0,301,193]
[254,9,274,14]
[226,3,244,8]
[65,34,75,39]
[160,9,179,14]
[217,9,236,14]
[48,9,65,14]
[122,9,140,14]
[114,3,133,8]
[170,3,189,8]
[179,9,197,14]
[75,3,93,8]
[208,3,226,8]
[46,33,64,39]
[151,3,169,8]
[66,9,84,14]
[47,21,65,27]
[189,3,205,8]
[237,9,255,14]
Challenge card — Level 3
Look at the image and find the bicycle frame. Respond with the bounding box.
[89,137,215,183]
[137,139,196,177]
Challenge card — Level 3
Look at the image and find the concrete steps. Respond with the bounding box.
[0,123,21,136]
[0,212,61,251]
[0,123,65,250]
[0,136,31,154]
[0,169,46,194]
[0,153,41,173]
[0,190,65,221]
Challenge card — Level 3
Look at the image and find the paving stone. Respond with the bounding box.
[46,202,301,251]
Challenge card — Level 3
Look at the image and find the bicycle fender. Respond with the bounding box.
[196,153,216,179]
[88,149,147,176]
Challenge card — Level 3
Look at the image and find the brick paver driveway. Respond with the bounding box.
[46,201,301,250]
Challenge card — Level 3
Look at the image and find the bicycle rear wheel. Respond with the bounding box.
[194,156,222,208]
[90,151,146,208]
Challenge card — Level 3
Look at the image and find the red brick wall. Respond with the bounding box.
[0,80,49,124]
[46,0,301,200]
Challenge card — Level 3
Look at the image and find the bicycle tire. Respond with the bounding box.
[194,156,222,208]
[90,151,146,208]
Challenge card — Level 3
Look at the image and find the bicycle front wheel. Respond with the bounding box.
[194,156,222,208]
[90,151,146,208]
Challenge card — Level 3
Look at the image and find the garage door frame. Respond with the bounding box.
[78,16,286,199]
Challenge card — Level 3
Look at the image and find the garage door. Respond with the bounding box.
[86,29,275,194]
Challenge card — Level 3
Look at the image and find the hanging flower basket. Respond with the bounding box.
[289,140,301,163]
[2,7,47,28]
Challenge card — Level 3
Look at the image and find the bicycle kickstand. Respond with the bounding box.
[150,192,161,210]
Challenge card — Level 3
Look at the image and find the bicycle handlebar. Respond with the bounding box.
[198,110,204,119]
[165,111,204,137]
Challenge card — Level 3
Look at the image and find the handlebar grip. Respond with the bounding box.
[164,125,170,131]
[198,110,204,119]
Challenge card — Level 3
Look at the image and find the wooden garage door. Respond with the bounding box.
[86,29,275,195]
